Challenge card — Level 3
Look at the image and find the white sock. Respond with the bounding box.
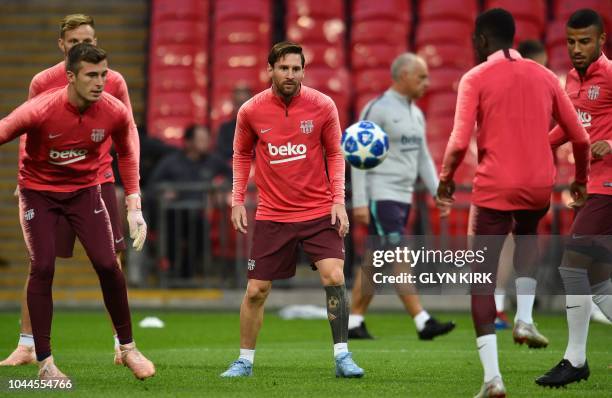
[563,295,591,367]
[239,348,255,364]
[113,334,120,349]
[413,310,430,332]
[514,277,537,324]
[494,289,505,313]
[334,342,348,357]
[18,333,34,347]
[476,334,501,382]
[348,314,364,330]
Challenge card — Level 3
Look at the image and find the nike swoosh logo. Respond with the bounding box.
[477,344,486,350]
[572,234,586,239]
[49,134,61,139]
[115,237,124,243]
[392,119,401,123]
[260,128,272,134]
[566,305,581,309]
[94,209,104,214]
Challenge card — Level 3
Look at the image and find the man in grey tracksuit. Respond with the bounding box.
[348,53,456,340]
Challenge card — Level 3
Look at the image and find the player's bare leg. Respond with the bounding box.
[317,258,363,378]
[221,279,271,377]
[0,274,35,366]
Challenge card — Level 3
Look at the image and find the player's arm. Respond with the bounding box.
[0,100,39,146]
[15,78,44,180]
[231,106,256,233]
[551,81,590,184]
[321,100,348,237]
[111,110,146,251]
[438,73,478,203]
[114,75,141,163]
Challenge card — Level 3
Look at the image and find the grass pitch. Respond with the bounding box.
[0,311,609,397]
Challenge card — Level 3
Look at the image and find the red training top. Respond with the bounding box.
[232,85,345,222]
[549,53,612,196]
[0,87,139,195]
[20,61,140,185]
[440,49,590,210]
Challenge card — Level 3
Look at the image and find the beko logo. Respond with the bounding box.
[49,149,88,165]
[267,142,307,164]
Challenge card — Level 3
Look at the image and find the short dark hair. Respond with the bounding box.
[268,41,305,68]
[184,124,208,141]
[517,40,546,59]
[567,9,604,34]
[475,8,515,46]
[66,43,107,74]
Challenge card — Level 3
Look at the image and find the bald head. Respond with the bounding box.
[390,53,430,99]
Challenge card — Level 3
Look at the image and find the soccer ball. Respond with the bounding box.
[341,120,389,169]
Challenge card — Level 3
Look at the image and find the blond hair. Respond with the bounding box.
[60,14,95,38]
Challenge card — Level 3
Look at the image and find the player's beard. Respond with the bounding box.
[278,80,298,98]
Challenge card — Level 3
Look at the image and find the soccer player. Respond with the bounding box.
[349,53,456,341]
[221,41,364,378]
[536,9,612,388]
[0,44,153,381]
[0,14,138,367]
[492,40,549,331]
[436,9,590,397]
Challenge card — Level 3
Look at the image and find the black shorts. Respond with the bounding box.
[368,200,411,247]
[248,215,344,281]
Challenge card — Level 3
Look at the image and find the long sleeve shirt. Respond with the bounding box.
[351,89,438,208]
[20,61,140,185]
[549,52,612,196]
[232,85,345,222]
[0,87,139,195]
[440,49,590,210]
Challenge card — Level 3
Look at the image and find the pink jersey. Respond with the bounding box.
[20,61,140,184]
[440,49,590,210]
[0,86,139,195]
[232,85,345,222]
[549,53,612,196]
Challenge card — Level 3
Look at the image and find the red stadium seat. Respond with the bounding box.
[514,19,543,43]
[424,92,457,119]
[352,0,411,23]
[286,0,344,18]
[286,18,346,45]
[149,67,208,92]
[418,0,478,23]
[210,92,237,130]
[351,43,406,71]
[212,44,268,69]
[426,116,454,142]
[149,92,207,121]
[151,44,207,70]
[152,0,209,22]
[427,67,465,95]
[148,116,197,147]
[214,20,270,45]
[353,69,391,96]
[302,43,346,68]
[417,44,474,70]
[546,20,568,48]
[211,67,268,93]
[554,0,612,30]
[415,20,473,48]
[351,20,410,45]
[302,67,350,97]
[151,21,208,45]
[485,0,547,29]
[214,0,271,22]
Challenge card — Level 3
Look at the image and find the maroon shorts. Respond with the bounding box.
[55,182,125,257]
[248,215,345,280]
[568,194,612,260]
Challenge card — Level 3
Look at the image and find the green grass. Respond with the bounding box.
[0,311,610,397]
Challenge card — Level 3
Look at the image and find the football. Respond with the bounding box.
[341,120,389,169]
